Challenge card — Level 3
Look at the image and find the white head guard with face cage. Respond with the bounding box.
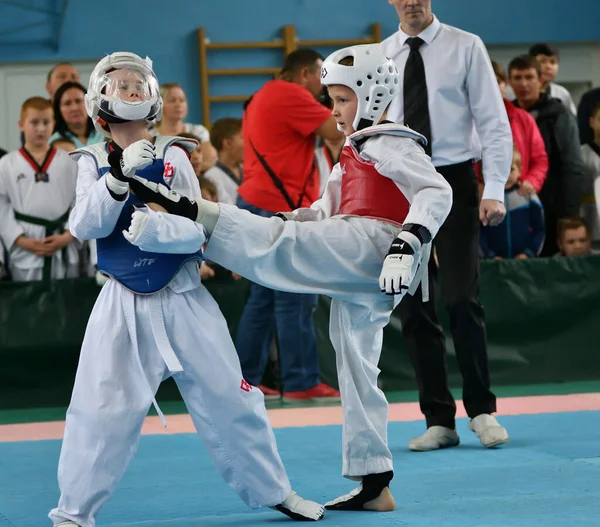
[320,44,400,131]
[85,52,162,136]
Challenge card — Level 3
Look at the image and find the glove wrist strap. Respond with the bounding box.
[401,223,432,245]
[105,173,129,200]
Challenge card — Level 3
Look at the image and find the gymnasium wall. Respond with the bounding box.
[1,0,599,123]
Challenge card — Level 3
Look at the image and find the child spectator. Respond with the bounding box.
[0,97,79,281]
[178,132,204,177]
[50,137,77,152]
[203,118,244,205]
[556,217,594,257]
[480,148,545,259]
[198,176,218,203]
[529,43,576,114]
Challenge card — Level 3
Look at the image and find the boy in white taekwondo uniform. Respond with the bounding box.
[49,52,324,527]
[0,97,79,282]
[122,44,453,513]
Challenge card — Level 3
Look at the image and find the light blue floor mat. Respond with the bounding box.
[1,411,599,526]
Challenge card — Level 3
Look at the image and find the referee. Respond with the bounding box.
[382,0,512,451]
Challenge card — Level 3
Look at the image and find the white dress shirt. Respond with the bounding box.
[381,15,512,202]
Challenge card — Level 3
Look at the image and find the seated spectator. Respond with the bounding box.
[509,55,584,256]
[50,137,77,152]
[528,43,576,114]
[203,118,244,205]
[580,102,600,246]
[578,87,600,145]
[480,148,545,259]
[491,60,548,195]
[0,97,79,282]
[556,217,595,257]
[178,132,204,177]
[153,82,217,172]
[198,176,219,202]
[50,82,104,148]
[46,62,80,101]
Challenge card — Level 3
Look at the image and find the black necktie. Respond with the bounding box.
[403,37,432,156]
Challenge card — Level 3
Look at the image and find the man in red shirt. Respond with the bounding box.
[236,49,343,401]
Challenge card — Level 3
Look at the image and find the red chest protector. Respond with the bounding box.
[338,143,410,226]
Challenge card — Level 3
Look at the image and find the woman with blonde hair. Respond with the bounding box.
[153,82,217,172]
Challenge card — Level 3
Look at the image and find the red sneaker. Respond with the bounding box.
[283,383,341,403]
[258,384,281,400]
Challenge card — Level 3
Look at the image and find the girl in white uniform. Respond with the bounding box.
[122,44,453,513]
[49,52,324,527]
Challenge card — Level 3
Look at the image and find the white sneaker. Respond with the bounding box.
[272,490,324,521]
[468,414,509,448]
[55,522,80,527]
[408,426,460,451]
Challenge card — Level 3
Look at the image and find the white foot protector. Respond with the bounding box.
[54,522,80,527]
[272,490,324,521]
[409,425,460,451]
[469,414,509,448]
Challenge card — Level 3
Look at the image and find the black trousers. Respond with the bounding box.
[397,160,496,429]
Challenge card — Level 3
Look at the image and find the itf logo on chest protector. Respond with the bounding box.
[73,138,201,294]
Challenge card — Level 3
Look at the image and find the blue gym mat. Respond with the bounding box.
[1,411,599,526]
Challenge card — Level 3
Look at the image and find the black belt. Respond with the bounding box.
[434,159,475,171]
[14,209,70,282]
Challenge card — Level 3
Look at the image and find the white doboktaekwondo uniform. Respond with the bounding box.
[49,137,291,527]
[0,147,79,281]
[142,124,453,479]
[204,162,242,205]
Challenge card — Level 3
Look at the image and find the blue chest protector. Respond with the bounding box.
[72,137,202,294]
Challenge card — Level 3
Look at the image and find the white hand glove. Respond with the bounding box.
[379,230,423,295]
[123,207,206,253]
[121,139,156,178]
[123,210,150,244]
[95,269,109,287]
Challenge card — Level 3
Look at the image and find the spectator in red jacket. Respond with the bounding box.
[492,60,549,195]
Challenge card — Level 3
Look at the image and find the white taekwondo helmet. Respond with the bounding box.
[320,43,400,131]
[85,51,162,136]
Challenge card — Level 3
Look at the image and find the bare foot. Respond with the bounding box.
[363,486,396,512]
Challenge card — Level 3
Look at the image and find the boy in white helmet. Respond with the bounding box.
[123,44,453,512]
[48,52,324,527]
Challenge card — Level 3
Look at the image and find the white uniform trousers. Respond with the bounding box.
[49,277,291,527]
[204,204,402,478]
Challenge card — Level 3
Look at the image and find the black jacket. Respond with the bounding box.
[516,93,584,217]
